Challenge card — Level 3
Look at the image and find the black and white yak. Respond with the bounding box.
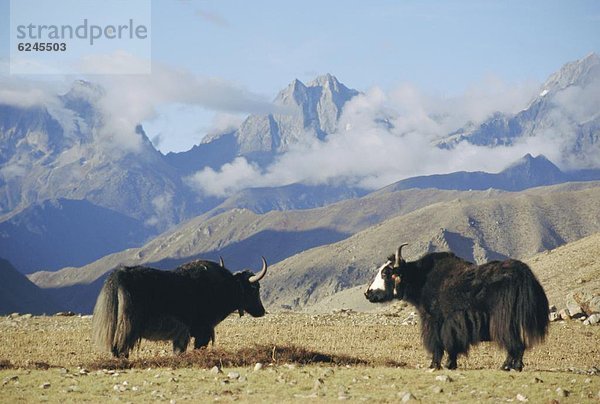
[92,257,269,358]
[365,244,549,371]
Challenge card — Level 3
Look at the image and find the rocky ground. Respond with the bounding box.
[0,312,599,402]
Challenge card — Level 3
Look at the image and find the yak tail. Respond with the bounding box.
[91,271,134,356]
[490,261,549,349]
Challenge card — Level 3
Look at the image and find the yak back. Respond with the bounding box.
[174,260,234,284]
[400,253,532,317]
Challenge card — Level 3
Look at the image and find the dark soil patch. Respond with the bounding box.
[88,344,407,370]
[0,359,13,369]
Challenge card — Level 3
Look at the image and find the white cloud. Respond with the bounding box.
[205,113,245,138]
[0,52,278,155]
[145,192,175,227]
[186,157,263,198]
[2,56,595,196]
[0,76,64,109]
[77,52,277,153]
[186,77,599,197]
[0,88,55,109]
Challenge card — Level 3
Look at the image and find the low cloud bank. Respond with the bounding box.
[189,77,596,197]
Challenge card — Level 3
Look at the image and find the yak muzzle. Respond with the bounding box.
[364,288,392,303]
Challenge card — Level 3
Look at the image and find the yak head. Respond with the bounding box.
[233,257,269,317]
[364,243,408,303]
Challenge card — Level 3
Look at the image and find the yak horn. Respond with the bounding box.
[249,257,268,283]
[395,243,408,267]
[219,256,225,267]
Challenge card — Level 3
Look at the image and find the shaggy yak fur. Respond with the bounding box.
[365,248,549,371]
[92,259,268,358]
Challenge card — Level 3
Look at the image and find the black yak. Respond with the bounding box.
[92,257,268,358]
[365,244,549,371]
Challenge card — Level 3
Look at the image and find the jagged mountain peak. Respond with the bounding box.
[230,74,360,156]
[59,80,105,123]
[541,52,600,95]
[275,74,357,104]
[201,74,359,158]
[275,78,309,106]
[62,80,105,102]
[308,73,341,88]
[437,53,600,167]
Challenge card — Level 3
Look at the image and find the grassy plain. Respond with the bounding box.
[1,312,599,402]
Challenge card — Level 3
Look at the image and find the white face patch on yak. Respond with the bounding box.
[366,260,392,293]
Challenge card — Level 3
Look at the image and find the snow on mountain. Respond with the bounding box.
[438,53,600,168]
[540,53,600,96]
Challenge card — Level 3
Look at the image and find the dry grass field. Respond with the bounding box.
[1,312,599,402]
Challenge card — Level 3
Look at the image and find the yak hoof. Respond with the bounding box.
[429,362,442,370]
[501,363,521,372]
[501,358,523,372]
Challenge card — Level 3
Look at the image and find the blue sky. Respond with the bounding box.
[1,0,600,152]
[153,1,599,93]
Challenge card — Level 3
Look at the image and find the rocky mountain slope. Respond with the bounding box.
[260,183,600,310]
[527,232,600,308]
[0,82,195,230]
[30,186,492,287]
[29,181,600,313]
[1,75,361,274]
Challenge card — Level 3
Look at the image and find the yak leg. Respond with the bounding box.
[193,325,215,349]
[421,315,444,370]
[500,327,526,371]
[440,314,471,370]
[511,349,524,372]
[429,347,444,370]
[111,347,129,359]
[172,328,190,354]
[445,352,458,370]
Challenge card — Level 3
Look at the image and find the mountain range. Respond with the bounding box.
[438,53,600,168]
[383,153,600,192]
[0,82,197,232]
[27,180,600,313]
[1,54,600,314]
[0,74,362,274]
